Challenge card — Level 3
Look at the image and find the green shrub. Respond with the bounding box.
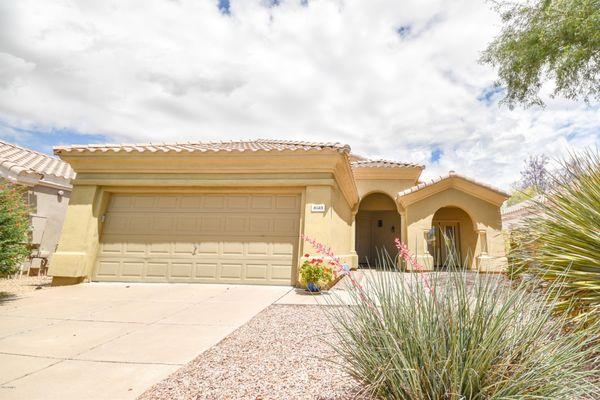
[511,149,600,323]
[299,256,334,288]
[326,268,599,399]
[0,182,30,277]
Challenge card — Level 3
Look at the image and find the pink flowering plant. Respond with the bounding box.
[298,255,334,289]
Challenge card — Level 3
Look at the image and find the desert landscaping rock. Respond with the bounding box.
[139,304,372,400]
[0,276,52,298]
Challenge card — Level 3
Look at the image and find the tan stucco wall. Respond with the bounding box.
[300,185,357,269]
[403,188,506,272]
[355,179,416,200]
[49,185,109,280]
[30,185,71,261]
[358,192,397,211]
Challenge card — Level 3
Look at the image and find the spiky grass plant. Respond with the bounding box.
[326,268,599,399]
[511,149,600,323]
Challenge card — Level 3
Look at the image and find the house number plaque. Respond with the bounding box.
[311,204,326,213]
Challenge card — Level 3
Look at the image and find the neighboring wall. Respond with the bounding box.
[30,185,71,260]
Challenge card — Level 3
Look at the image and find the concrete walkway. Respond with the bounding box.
[0,282,291,400]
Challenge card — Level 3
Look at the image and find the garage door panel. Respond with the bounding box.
[100,236,297,258]
[170,263,193,279]
[152,215,174,231]
[195,263,218,279]
[203,195,225,209]
[249,216,271,233]
[247,242,269,255]
[276,195,300,211]
[96,261,120,277]
[199,215,221,231]
[271,264,293,281]
[103,215,129,234]
[221,264,243,279]
[222,242,244,255]
[227,195,250,209]
[109,195,132,210]
[148,242,170,255]
[146,262,169,279]
[95,194,300,285]
[251,195,273,209]
[121,262,144,278]
[246,264,268,280]
[273,218,299,235]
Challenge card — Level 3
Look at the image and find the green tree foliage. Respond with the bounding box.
[511,150,600,323]
[482,0,600,108]
[0,182,30,277]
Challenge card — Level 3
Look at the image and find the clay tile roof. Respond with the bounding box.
[0,139,75,180]
[54,139,352,155]
[397,171,509,197]
[351,159,425,169]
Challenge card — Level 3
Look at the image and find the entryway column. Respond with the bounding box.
[49,185,109,285]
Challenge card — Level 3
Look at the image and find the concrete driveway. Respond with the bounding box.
[0,282,291,400]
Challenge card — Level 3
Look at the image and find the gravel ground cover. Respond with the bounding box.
[139,304,372,400]
[0,275,52,300]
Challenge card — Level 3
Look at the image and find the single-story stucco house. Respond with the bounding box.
[48,139,508,286]
[0,139,75,273]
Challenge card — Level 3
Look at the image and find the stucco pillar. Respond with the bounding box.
[49,185,108,285]
[404,208,434,271]
[302,186,333,245]
[476,227,508,272]
[301,185,357,270]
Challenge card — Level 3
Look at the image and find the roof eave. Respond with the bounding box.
[397,175,509,207]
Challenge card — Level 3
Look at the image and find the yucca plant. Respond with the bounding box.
[511,149,600,323]
[325,267,599,399]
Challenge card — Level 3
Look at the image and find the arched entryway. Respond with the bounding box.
[427,206,477,269]
[355,193,401,267]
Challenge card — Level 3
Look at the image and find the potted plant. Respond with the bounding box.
[299,254,334,293]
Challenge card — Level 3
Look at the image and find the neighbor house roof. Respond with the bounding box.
[351,159,425,169]
[54,139,351,155]
[501,195,545,217]
[0,140,75,181]
[397,171,509,198]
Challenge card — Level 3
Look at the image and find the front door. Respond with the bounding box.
[355,210,401,268]
[431,222,461,268]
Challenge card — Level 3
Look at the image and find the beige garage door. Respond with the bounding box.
[94,193,301,285]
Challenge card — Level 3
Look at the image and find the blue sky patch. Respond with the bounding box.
[430,147,443,163]
[396,25,411,39]
[0,123,108,155]
[218,0,230,15]
[477,85,504,105]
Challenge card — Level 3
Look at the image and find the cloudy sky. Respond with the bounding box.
[0,0,598,189]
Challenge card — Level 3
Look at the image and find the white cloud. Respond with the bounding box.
[0,0,598,189]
